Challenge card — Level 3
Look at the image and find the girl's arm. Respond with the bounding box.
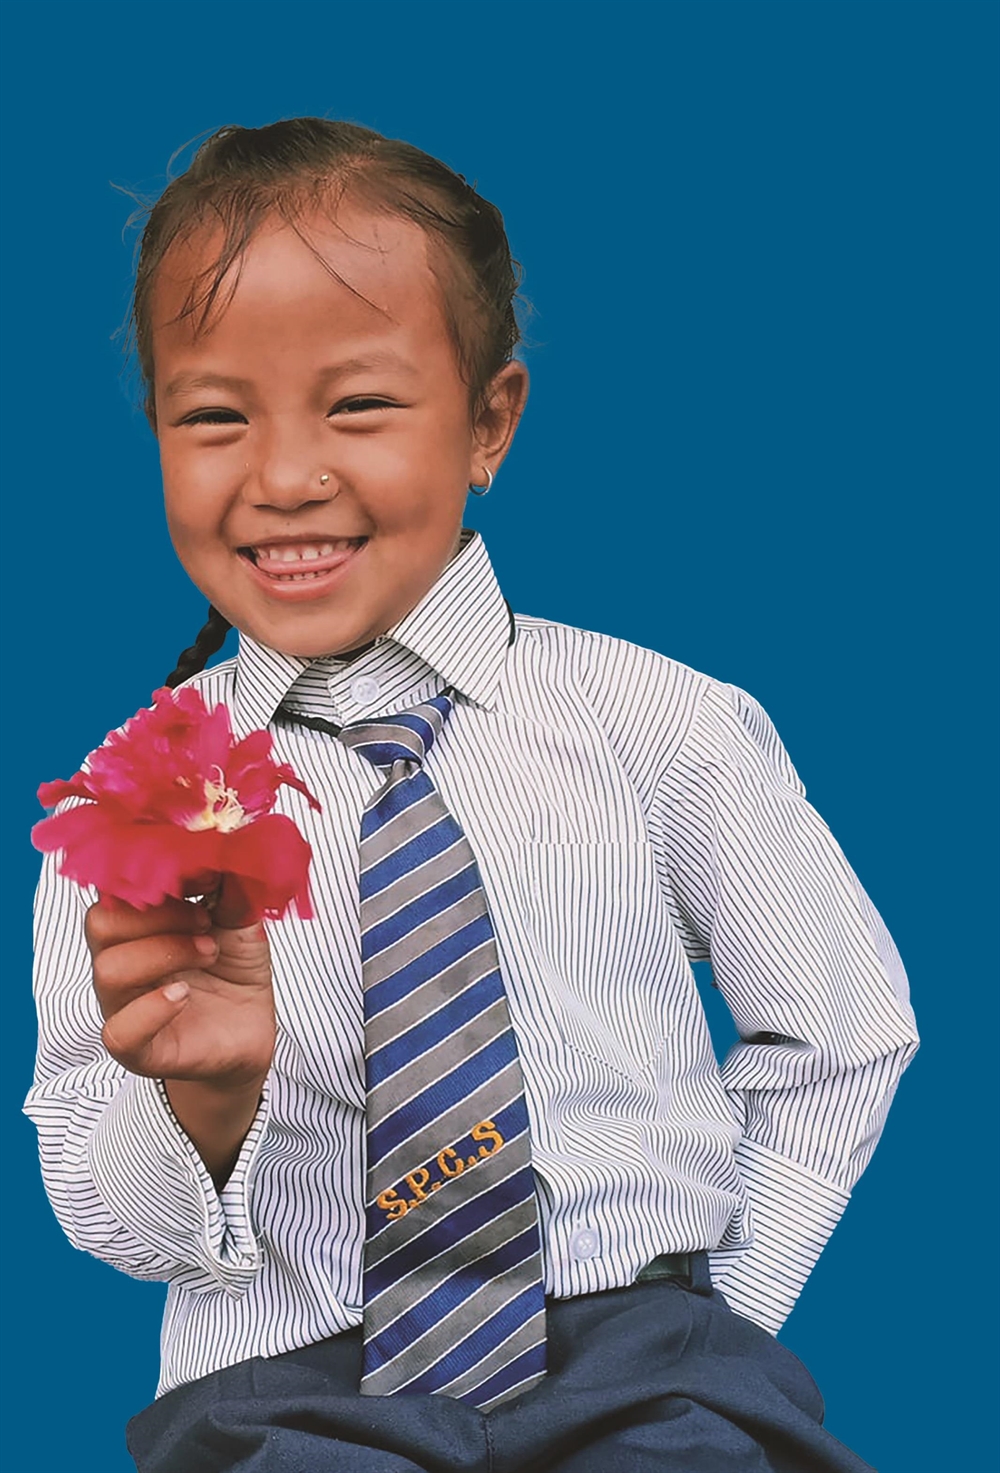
[24,854,274,1294]
[651,679,919,1333]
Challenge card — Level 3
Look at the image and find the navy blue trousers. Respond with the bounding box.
[127,1258,875,1473]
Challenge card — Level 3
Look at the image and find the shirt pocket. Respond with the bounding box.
[515,840,668,1077]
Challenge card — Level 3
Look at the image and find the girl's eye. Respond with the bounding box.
[329,397,397,416]
[180,408,247,426]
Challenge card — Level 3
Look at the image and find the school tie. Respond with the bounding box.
[316,691,547,1410]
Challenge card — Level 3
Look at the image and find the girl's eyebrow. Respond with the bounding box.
[320,353,419,380]
[163,372,252,399]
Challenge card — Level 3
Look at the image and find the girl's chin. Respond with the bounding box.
[242,604,386,661]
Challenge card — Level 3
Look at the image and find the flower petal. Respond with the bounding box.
[219,815,315,920]
[36,773,95,808]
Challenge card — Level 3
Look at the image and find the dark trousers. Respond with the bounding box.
[127,1258,874,1473]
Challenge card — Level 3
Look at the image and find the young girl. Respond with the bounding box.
[26,118,918,1473]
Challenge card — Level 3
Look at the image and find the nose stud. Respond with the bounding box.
[319,473,330,485]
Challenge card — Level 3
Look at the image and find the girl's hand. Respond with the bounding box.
[86,879,275,1085]
[85,878,276,1185]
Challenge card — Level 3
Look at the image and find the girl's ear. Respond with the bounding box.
[470,361,529,482]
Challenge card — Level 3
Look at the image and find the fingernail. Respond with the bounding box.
[193,934,217,956]
[163,981,189,1002]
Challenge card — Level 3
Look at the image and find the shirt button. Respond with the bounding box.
[570,1228,599,1260]
[349,675,381,706]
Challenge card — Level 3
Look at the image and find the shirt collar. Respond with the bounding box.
[231,529,512,736]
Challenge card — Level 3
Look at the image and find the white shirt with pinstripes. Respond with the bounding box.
[26,528,918,1395]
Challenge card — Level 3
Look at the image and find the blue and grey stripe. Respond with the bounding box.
[338,692,546,1410]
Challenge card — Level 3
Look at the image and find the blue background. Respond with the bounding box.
[1,3,996,1469]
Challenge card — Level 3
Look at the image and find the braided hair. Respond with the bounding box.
[134,117,523,683]
[164,605,232,688]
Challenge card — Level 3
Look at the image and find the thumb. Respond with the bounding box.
[211,873,262,931]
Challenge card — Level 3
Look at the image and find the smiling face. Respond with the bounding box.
[151,204,526,658]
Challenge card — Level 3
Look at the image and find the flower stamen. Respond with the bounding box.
[187,766,248,833]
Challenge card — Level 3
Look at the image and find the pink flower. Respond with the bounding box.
[33,687,322,920]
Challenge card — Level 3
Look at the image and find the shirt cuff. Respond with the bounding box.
[87,1072,269,1294]
[707,1137,849,1334]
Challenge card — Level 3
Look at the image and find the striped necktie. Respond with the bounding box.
[331,691,546,1411]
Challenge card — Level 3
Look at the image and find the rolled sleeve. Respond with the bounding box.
[708,1139,850,1332]
[87,1074,268,1293]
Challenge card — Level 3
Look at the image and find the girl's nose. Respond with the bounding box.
[250,436,338,511]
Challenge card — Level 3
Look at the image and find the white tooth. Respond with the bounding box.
[301,546,320,561]
[319,543,334,556]
[282,547,300,563]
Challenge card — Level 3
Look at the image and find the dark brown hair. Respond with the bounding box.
[145,117,523,687]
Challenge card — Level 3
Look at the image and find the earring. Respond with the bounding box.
[469,466,494,497]
[319,473,331,485]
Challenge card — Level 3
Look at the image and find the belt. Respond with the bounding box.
[634,1252,693,1285]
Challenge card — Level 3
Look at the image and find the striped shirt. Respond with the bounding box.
[25,528,919,1394]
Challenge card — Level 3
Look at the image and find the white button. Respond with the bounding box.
[350,675,381,705]
[570,1227,599,1260]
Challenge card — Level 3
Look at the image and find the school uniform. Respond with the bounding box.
[26,528,918,1470]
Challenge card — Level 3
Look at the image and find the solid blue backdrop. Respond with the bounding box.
[1,4,996,1471]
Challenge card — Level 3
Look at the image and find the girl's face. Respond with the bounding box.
[151,204,526,658]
